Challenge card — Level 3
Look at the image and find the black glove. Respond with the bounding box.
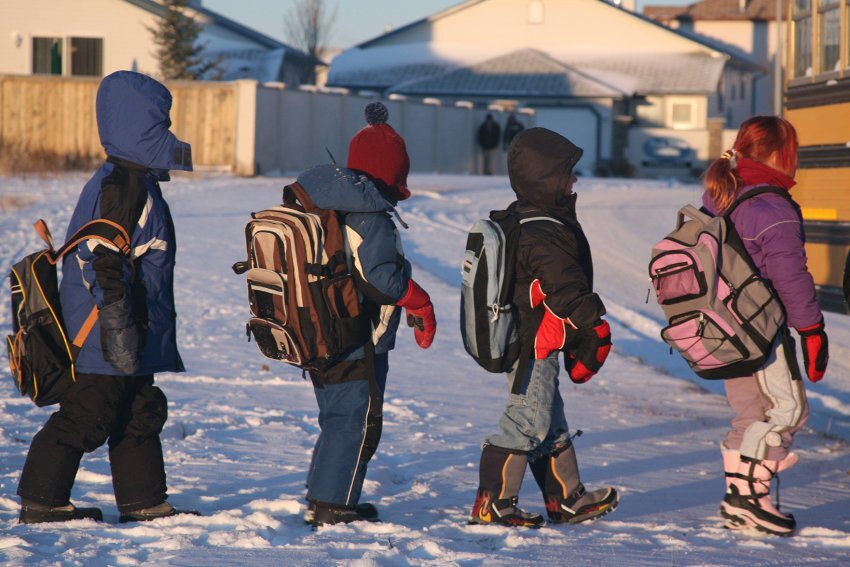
[564,320,612,384]
[100,296,141,375]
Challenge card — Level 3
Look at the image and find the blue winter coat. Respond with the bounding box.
[60,71,192,376]
[297,165,411,358]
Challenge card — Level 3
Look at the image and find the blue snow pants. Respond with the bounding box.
[306,352,389,507]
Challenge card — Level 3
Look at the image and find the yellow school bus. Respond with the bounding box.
[785,0,850,313]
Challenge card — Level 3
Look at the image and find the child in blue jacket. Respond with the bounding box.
[297,103,437,526]
[17,71,195,524]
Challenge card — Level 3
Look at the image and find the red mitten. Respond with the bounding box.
[797,319,828,383]
[396,279,436,349]
[530,279,577,359]
[565,320,612,384]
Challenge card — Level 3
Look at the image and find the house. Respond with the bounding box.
[328,0,761,174]
[644,0,786,118]
[0,0,315,84]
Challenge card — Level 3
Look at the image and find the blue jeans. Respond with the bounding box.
[484,352,570,460]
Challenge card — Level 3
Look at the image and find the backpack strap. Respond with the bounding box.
[49,219,132,263]
[722,186,797,346]
[35,219,132,358]
[506,210,565,395]
[511,304,544,395]
[493,207,564,309]
[724,186,801,222]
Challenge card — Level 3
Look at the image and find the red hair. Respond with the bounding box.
[704,116,799,212]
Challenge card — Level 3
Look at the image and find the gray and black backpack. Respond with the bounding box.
[460,204,562,374]
[649,187,794,379]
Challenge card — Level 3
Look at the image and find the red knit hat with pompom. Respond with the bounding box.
[347,102,411,201]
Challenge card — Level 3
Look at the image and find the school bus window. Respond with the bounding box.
[819,0,840,73]
[793,0,813,78]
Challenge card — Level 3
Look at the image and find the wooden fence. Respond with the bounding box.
[0,74,534,176]
[0,74,239,168]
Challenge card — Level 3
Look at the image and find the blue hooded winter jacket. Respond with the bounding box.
[297,164,412,358]
[60,71,192,376]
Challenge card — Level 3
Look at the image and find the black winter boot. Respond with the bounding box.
[530,442,618,524]
[307,501,381,527]
[19,500,103,524]
[468,445,544,528]
[119,501,200,523]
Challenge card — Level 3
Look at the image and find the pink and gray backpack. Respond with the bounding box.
[649,188,789,379]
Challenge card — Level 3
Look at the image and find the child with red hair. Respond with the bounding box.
[702,116,828,536]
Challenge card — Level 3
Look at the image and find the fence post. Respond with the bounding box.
[235,79,258,176]
[0,76,4,148]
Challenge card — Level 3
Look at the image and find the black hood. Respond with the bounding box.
[507,127,583,216]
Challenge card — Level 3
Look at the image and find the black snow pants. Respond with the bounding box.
[17,373,169,513]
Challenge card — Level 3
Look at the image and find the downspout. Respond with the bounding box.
[752,70,767,116]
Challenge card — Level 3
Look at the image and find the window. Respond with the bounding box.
[527,1,544,24]
[32,37,62,75]
[819,0,840,73]
[793,0,813,78]
[740,77,746,98]
[672,103,692,124]
[71,37,103,76]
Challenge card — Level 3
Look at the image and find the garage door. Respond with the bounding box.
[533,107,599,174]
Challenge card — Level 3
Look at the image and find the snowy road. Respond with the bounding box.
[1,173,849,565]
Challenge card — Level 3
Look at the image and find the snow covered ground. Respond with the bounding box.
[1,172,849,566]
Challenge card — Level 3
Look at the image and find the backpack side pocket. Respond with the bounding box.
[661,310,748,378]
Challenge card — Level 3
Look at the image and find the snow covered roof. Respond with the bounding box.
[644,0,788,22]
[214,48,287,83]
[569,53,728,95]
[392,49,635,99]
[329,60,456,91]
[334,48,726,98]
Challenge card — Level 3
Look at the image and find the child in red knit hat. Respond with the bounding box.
[347,102,411,202]
[296,102,437,526]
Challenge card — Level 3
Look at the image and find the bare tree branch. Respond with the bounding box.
[283,0,338,61]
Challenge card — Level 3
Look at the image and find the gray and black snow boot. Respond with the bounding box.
[19,499,103,524]
[119,501,200,523]
[530,441,618,524]
[307,501,380,527]
[469,445,545,528]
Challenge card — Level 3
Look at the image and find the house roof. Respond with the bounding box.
[392,49,634,98]
[335,47,728,98]
[123,0,313,61]
[330,60,456,91]
[569,53,728,94]
[644,0,788,22]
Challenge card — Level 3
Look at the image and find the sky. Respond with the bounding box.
[203,0,694,52]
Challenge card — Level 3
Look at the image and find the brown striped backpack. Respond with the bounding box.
[6,219,131,406]
[233,182,368,372]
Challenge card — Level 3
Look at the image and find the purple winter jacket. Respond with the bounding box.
[702,185,822,329]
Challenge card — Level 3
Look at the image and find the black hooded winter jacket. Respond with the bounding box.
[508,128,606,339]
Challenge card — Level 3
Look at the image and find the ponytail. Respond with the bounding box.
[704,149,740,213]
